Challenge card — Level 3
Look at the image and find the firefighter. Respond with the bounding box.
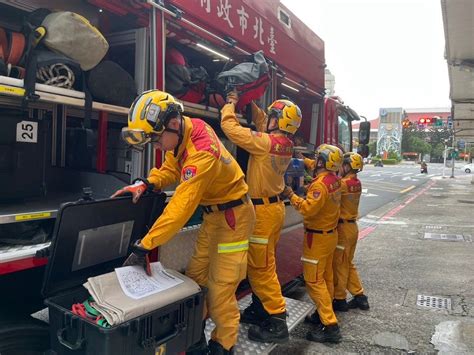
[281,144,343,343]
[220,92,302,343]
[112,90,255,354]
[333,152,370,311]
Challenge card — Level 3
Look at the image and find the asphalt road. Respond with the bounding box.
[358,163,447,217]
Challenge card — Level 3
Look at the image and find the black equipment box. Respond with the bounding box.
[42,194,205,354]
[0,109,48,201]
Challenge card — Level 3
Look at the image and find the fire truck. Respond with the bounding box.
[0,0,368,353]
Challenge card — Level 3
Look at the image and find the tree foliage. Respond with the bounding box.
[402,125,451,160]
[368,141,377,156]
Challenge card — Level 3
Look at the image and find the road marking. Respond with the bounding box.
[359,180,437,240]
[377,220,408,225]
[400,185,416,194]
[402,176,420,182]
[361,188,378,197]
[363,180,407,190]
[364,186,403,193]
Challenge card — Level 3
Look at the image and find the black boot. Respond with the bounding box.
[186,320,208,355]
[208,339,233,355]
[348,294,370,310]
[333,299,349,312]
[306,324,342,343]
[248,312,289,344]
[304,311,322,327]
[240,294,269,325]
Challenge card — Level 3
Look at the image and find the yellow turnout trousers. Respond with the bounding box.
[333,221,364,299]
[186,201,255,350]
[247,201,286,315]
[302,230,338,326]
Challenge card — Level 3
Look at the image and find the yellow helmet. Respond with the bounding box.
[315,144,343,172]
[121,90,183,145]
[267,99,302,134]
[343,152,363,171]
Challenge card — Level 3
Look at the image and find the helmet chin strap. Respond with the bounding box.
[172,116,184,157]
[266,116,279,133]
[340,166,350,177]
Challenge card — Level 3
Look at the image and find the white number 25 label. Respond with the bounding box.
[16,121,38,143]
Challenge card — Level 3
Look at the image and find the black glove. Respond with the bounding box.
[123,240,152,276]
[279,185,294,200]
[226,90,239,105]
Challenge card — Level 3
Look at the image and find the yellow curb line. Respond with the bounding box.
[400,185,416,194]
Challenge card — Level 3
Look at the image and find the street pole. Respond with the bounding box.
[450,137,455,178]
[442,144,447,178]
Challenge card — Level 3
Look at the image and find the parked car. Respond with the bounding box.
[462,163,473,173]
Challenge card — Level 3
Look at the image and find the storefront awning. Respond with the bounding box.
[441,0,474,142]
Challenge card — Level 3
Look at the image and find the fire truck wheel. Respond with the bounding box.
[0,318,50,354]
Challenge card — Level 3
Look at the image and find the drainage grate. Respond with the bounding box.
[424,233,464,241]
[425,225,444,230]
[416,295,451,310]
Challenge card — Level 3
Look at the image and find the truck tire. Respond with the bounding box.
[0,318,49,355]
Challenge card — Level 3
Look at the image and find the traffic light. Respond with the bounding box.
[418,117,435,125]
[402,119,411,128]
[435,118,443,127]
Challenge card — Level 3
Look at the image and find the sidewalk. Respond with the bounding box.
[274,174,474,354]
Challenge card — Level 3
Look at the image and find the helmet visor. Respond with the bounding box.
[121,128,151,146]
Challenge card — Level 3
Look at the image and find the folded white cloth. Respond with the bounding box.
[83,265,201,326]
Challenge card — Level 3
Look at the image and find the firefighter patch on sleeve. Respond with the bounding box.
[251,131,262,137]
[312,191,321,199]
[182,165,197,181]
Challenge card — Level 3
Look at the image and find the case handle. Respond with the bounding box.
[142,324,182,348]
[57,326,85,350]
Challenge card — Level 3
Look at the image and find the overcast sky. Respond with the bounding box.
[281,0,451,120]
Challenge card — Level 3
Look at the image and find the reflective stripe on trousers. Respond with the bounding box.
[218,240,249,253]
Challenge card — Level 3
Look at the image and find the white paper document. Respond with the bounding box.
[115,262,184,300]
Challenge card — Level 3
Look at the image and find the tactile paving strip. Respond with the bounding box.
[204,295,313,354]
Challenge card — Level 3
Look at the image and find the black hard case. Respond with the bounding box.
[41,194,205,354]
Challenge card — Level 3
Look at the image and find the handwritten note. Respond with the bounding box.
[115,262,184,300]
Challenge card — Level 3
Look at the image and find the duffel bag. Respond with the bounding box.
[87,60,137,107]
[166,47,208,103]
[41,11,108,71]
[216,50,270,111]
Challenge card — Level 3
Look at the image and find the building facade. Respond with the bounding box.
[377,107,404,156]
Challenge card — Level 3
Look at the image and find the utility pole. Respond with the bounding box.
[442,144,447,178]
[450,137,455,178]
